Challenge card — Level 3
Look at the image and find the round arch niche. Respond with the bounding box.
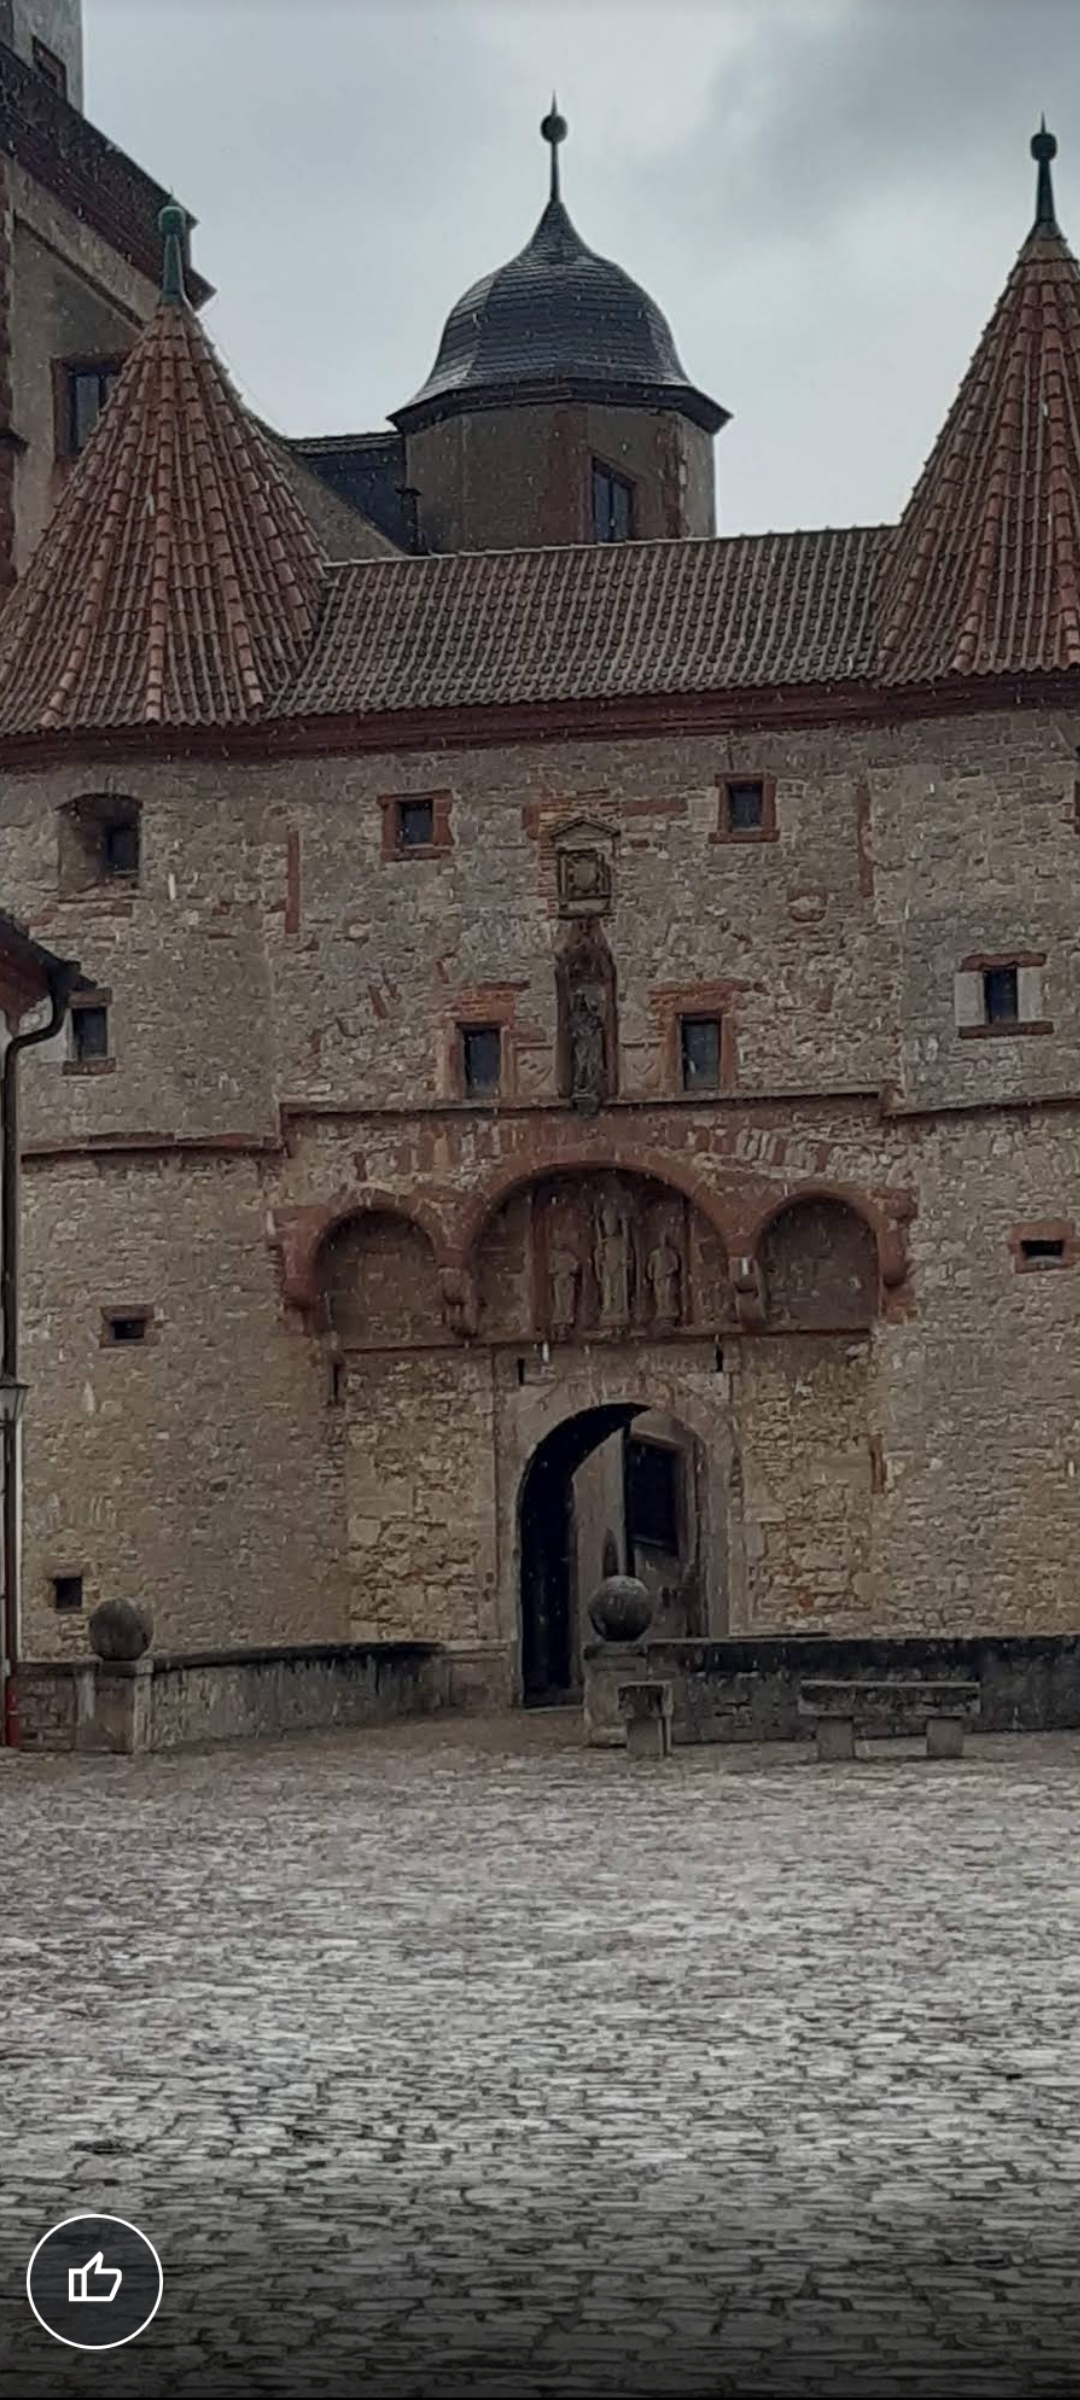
[316,1209,443,1347]
[760,1196,879,1331]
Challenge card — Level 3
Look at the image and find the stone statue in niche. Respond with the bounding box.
[548,1242,581,1333]
[646,1233,682,1326]
[594,1198,632,1329]
[569,985,608,1110]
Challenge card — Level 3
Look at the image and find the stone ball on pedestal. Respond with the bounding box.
[587,1574,654,1644]
[88,1599,153,1662]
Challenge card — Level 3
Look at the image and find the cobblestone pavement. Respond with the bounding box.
[3,1718,1080,2396]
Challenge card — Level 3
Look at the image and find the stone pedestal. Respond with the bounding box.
[816,1716,855,1763]
[582,1640,648,1746]
[619,1679,674,1761]
[74,1657,153,1755]
[926,1714,965,1760]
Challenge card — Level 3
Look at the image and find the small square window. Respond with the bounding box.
[984,965,1019,1024]
[462,1026,501,1098]
[71,1004,109,1062]
[101,817,139,878]
[1020,1238,1065,1263]
[32,38,67,95]
[52,1575,84,1612]
[397,798,434,850]
[728,780,765,832]
[103,1311,151,1346]
[591,460,634,544]
[680,1015,721,1093]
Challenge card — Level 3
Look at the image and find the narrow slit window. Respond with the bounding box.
[591,460,634,544]
[103,1311,151,1346]
[1020,1238,1066,1263]
[101,816,139,878]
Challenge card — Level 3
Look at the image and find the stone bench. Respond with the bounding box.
[618,1679,674,1761]
[799,1679,980,1763]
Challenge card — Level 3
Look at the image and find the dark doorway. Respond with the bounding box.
[519,1403,643,1706]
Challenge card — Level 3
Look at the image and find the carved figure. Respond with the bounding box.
[594,1200,632,1328]
[548,1243,580,1332]
[569,986,607,1105]
[646,1233,682,1325]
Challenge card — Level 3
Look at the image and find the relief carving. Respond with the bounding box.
[478,1171,727,1347]
[594,1198,632,1330]
[557,925,617,1114]
[569,985,609,1110]
[646,1233,682,1327]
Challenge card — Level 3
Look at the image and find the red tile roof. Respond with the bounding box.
[276,527,883,722]
[1,151,1080,743]
[0,288,324,733]
[879,220,1080,682]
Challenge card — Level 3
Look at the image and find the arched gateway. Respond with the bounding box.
[308,1169,882,1705]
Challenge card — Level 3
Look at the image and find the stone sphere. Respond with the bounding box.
[587,1574,654,1644]
[88,1599,152,1662]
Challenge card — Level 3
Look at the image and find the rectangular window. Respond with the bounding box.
[52,1575,84,1612]
[461,1025,502,1098]
[625,1438,681,1555]
[983,965,1019,1025]
[680,1015,721,1093]
[66,364,121,456]
[102,1310,153,1346]
[71,1003,109,1063]
[728,779,765,832]
[101,816,139,878]
[32,38,67,94]
[1020,1237,1065,1263]
[397,797,434,850]
[591,460,634,544]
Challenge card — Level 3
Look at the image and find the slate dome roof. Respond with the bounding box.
[394,115,726,436]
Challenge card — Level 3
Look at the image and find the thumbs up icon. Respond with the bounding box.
[67,2253,122,2305]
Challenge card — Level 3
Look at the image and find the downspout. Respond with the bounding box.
[1,962,79,1746]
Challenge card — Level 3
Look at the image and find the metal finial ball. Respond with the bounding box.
[158,201,187,239]
[1032,120,1058,164]
[541,108,568,149]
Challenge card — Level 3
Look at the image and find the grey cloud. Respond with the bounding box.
[88,0,1080,532]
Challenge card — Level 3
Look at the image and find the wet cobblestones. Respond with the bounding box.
[3,1717,1080,2394]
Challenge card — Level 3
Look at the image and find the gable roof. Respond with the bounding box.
[0,214,324,733]
[276,528,883,722]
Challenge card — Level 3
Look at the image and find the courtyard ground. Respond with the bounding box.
[2,1713,1080,2396]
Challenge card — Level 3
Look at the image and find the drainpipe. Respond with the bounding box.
[1,963,79,1746]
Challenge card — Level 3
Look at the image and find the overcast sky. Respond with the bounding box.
[87,0,1078,536]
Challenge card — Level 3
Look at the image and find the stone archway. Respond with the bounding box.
[517,1399,711,1706]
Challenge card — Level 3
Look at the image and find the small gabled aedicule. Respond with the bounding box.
[0,206,325,736]
[880,122,1080,684]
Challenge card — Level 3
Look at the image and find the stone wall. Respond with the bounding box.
[402,398,714,553]
[584,1633,1080,1747]
[16,1641,447,1752]
[3,705,1080,1682]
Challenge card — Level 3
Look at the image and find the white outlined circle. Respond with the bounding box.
[26,2212,163,2351]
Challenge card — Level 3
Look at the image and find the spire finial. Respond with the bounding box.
[158,201,188,305]
[540,95,568,203]
[1031,116,1059,231]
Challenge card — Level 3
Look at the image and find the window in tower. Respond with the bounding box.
[954,952,1051,1038]
[66,995,113,1073]
[680,1015,722,1093]
[59,360,123,458]
[591,460,635,545]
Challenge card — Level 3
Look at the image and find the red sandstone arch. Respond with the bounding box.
[746,1181,906,1291]
[272,1188,453,1313]
[456,1143,735,1276]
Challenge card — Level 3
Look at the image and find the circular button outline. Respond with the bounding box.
[26,2212,163,2352]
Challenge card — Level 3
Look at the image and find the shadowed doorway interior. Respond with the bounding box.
[519,1400,706,1706]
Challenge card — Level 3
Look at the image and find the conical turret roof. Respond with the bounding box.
[0,208,325,735]
[880,124,1080,683]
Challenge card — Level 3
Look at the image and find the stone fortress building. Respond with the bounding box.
[0,14,1079,1708]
